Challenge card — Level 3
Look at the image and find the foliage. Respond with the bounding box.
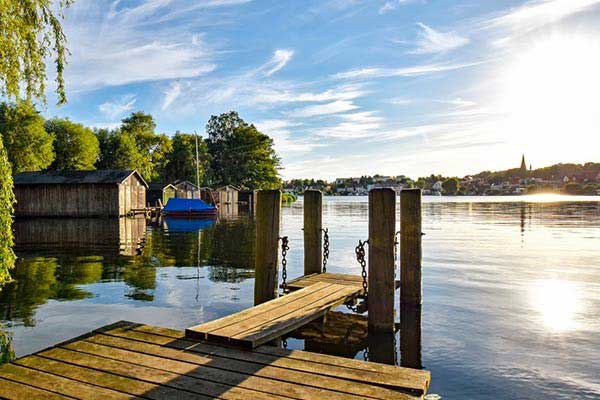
[0,101,55,174]
[0,0,73,104]
[442,177,460,195]
[164,132,209,184]
[0,325,15,364]
[282,192,297,203]
[46,118,99,170]
[0,137,15,286]
[206,112,280,189]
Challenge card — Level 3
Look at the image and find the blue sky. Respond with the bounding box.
[43,0,600,179]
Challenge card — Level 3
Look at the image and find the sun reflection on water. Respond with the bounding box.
[530,279,581,332]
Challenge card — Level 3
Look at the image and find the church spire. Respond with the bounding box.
[520,154,527,178]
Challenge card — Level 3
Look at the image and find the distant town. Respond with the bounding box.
[284,156,600,196]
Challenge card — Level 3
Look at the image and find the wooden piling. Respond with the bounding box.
[304,190,323,275]
[254,190,282,306]
[368,188,396,332]
[400,188,422,306]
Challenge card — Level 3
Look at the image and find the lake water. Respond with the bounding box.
[1,195,599,399]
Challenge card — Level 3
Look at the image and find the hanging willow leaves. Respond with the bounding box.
[0,0,73,104]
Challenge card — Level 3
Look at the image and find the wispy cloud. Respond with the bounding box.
[162,82,183,111]
[262,49,294,76]
[288,100,359,118]
[379,0,414,14]
[333,61,482,80]
[410,23,469,54]
[255,119,325,154]
[99,94,137,119]
[317,111,384,139]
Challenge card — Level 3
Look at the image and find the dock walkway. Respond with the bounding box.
[186,281,361,348]
[0,321,430,400]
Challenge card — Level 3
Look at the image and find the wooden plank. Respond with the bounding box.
[15,356,206,400]
[84,332,417,400]
[0,377,71,400]
[38,347,288,400]
[187,282,337,339]
[0,362,137,400]
[231,285,360,347]
[67,337,402,400]
[400,189,422,306]
[207,284,355,339]
[285,274,401,291]
[102,323,429,395]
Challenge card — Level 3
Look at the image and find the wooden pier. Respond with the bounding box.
[0,321,430,400]
[0,188,429,399]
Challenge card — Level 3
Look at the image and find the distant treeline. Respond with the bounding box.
[0,102,280,189]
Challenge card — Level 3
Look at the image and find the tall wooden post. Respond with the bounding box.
[400,188,422,306]
[254,190,281,306]
[304,190,323,275]
[368,188,396,332]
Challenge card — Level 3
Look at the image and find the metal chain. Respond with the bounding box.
[355,239,368,297]
[279,236,289,293]
[320,228,329,273]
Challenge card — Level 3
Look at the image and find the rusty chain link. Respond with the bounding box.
[320,228,329,273]
[279,236,289,293]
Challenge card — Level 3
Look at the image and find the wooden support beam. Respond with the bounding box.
[400,188,422,306]
[303,190,323,275]
[254,190,281,306]
[368,188,396,332]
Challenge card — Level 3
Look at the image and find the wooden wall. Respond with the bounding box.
[15,177,146,217]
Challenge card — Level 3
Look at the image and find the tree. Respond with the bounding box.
[164,132,209,184]
[0,139,15,286]
[45,118,99,170]
[0,101,54,174]
[205,112,280,189]
[442,177,460,195]
[0,1,72,105]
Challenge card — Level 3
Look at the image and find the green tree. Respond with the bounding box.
[164,132,209,184]
[0,1,72,104]
[0,139,15,286]
[442,177,460,195]
[0,101,55,174]
[206,112,280,189]
[45,118,99,170]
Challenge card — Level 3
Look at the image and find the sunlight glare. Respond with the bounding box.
[500,34,600,158]
[530,279,581,332]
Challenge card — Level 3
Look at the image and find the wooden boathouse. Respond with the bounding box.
[13,170,148,217]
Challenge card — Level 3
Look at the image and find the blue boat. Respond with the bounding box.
[163,217,215,232]
[162,198,217,218]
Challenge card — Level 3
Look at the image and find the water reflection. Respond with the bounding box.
[530,279,581,332]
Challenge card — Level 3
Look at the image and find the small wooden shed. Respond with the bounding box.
[13,170,148,217]
[216,185,239,205]
[173,180,200,199]
[147,183,176,206]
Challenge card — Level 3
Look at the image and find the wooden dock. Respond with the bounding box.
[187,282,362,348]
[0,321,430,400]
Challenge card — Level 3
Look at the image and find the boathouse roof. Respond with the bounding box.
[13,170,148,187]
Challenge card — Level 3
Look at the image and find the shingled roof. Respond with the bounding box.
[13,170,148,187]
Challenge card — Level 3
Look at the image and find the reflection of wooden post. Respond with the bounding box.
[368,188,396,332]
[368,332,396,365]
[400,303,422,369]
[400,189,422,306]
[254,190,281,305]
[304,190,322,275]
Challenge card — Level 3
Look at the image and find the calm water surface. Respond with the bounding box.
[1,195,599,399]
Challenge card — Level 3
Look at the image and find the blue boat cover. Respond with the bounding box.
[163,198,216,212]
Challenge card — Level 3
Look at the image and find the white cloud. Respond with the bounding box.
[162,82,183,111]
[317,111,383,139]
[288,100,359,118]
[379,0,413,14]
[99,94,137,119]
[255,119,325,154]
[411,23,469,54]
[333,61,482,80]
[262,49,294,76]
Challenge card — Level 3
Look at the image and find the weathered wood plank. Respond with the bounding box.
[38,347,288,400]
[102,323,430,395]
[0,377,71,400]
[84,332,417,400]
[254,190,281,305]
[303,190,323,275]
[0,362,138,400]
[15,356,207,400]
[188,282,335,338]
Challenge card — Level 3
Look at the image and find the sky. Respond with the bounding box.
[42,0,600,180]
